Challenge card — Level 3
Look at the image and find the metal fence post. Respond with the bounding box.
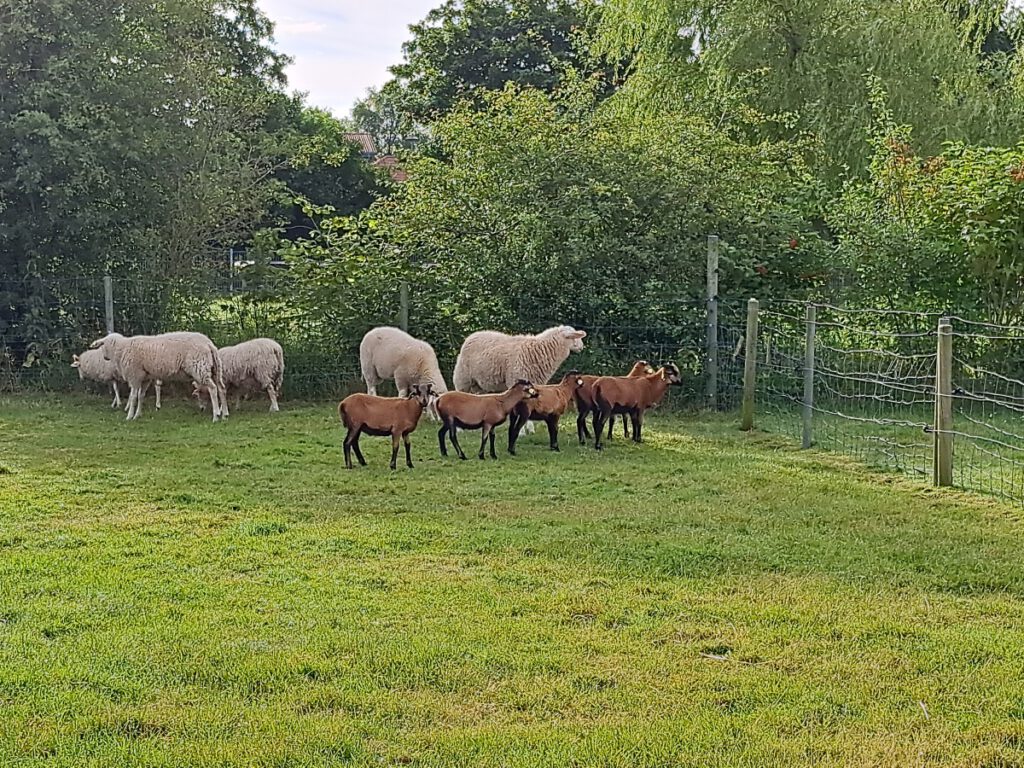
[399,282,410,332]
[802,303,816,448]
[706,235,719,409]
[934,318,954,486]
[740,298,759,431]
[103,275,114,334]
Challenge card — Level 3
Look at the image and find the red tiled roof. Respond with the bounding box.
[343,132,378,155]
[372,154,408,183]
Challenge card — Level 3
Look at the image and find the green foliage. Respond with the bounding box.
[0,0,294,364]
[276,106,383,235]
[351,83,426,155]
[390,0,612,120]
[597,0,1024,176]
[282,86,827,373]
[831,86,1024,325]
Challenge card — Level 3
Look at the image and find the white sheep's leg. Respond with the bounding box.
[111,382,121,409]
[124,386,138,420]
[217,384,229,419]
[133,381,151,420]
[205,379,222,422]
[155,380,162,410]
[267,385,279,413]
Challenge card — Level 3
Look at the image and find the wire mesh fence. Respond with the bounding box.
[0,273,720,404]
[5,267,1024,507]
[755,302,1024,506]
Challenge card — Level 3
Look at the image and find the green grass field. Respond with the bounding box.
[2,394,1024,767]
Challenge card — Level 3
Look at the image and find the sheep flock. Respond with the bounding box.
[73,323,682,468]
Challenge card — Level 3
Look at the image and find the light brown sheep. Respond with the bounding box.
[508,371,584,454]
[436,380,539,460]
[575,360,654,445]
[338,384,436,470]
[592,364,682,449]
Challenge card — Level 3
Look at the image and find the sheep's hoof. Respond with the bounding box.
[389,464,397,470]
[551,445,560,452]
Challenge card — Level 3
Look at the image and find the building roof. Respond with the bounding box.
[343,132,378,156]
[372,154,408,183]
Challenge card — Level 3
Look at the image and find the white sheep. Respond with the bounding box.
[453,325,586,436]
[89,331,225,421]
[359,326,449,418]
[453,325,587,392]
[193,337,284,413]
[71,349,123,408]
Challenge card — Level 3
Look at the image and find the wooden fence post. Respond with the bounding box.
[802,303,816,449]
[740,298,759,431]
[705,235,719,409]
[399,282,410,332]
[934,318,954,486]
[103,275,114,334]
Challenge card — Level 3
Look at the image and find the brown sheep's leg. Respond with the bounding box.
[623,414,631,439]
[478,425,489,460]
[607,414,615,440]
[389,433,400,470]
[449,422,468,460]
[593,409,608,451]
[577,409,589,444]
[547,416,559,451]
[489,428,498,460]
[351,430,367,466]
[508,413,521,455]
[438,423,449,457]
[632,410,643,443]
[403,432,413,468]
[343,429,356,469]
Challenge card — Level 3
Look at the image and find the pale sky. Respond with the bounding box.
[258,0,439,118]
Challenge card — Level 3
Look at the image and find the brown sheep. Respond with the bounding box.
[338,384,435,470]
[575,360,654,445]
[592,363,682,450]
[436,380,539,460]
[508,371,585,454]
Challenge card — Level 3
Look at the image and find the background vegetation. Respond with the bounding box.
[4,0,1024,390]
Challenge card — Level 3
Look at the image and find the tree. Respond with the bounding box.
[0,0,292,363]
[596,0,1024,176]
[389,0,611,120]
[283,86,828,371]
[351,83,425,155]
[276,105,382,238]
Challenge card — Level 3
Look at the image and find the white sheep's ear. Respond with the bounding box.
[88,339,104,350]
[563,328,586,339]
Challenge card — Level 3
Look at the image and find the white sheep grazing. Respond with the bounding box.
[453,324,586,392]
[71,349,123,408]
[193,337,284,413]
[360,326,449,418]
[89,331,225,422]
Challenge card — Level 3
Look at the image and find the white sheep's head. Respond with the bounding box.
[558,325,586,352]
[89,332,123,362]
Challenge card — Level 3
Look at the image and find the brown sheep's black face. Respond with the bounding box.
[516,380,539,399]
[662,363,683,385]
[410,384,434,407]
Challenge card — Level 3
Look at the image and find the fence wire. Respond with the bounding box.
[756,303,1024,505]
[6,271,1024,507]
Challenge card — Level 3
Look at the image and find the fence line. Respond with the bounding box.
[5,259,1024,507]
[749,300,1024,505]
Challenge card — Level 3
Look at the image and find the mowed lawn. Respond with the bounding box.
[1,394,1023,767]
